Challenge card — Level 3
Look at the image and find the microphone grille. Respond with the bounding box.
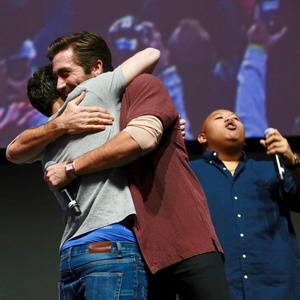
[264,127,275,137]
[44,160,57,171]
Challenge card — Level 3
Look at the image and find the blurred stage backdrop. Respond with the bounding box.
[1,1,300,299]
[1,0,300,147]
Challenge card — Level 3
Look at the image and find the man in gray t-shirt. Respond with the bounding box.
[43,66,135,247]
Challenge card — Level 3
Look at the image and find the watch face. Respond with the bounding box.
[66,163,74,171]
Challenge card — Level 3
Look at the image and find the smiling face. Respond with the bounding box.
[198,109,245,154]
[52,47,100,98]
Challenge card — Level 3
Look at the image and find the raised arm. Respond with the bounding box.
[6,93,113,164]
[120,47,160,83]
[261,128,300,189]
[235,21,287,137]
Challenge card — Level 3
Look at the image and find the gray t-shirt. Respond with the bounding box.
[43,67,136,247]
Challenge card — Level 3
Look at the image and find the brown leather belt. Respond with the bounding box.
[89,241,112,253]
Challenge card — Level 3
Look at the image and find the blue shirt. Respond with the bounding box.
[190,151,300,300]
[61,223,137,251]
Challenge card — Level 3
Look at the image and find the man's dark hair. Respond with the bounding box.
[27,64,60,117]
[47,31,114,74]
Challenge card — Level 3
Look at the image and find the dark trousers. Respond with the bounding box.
[147,251,231,300]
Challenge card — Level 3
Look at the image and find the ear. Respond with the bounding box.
[198,133,207,145]
[91,60,103,77]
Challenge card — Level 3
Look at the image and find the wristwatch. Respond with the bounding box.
[65,160,77,179]
[286,153,300,170]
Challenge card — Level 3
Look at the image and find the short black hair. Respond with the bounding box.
[27,64,60,117]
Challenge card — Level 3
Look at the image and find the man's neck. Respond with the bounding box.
[211,150,241,162]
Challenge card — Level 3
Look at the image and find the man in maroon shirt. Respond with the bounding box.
[119,73,230,299]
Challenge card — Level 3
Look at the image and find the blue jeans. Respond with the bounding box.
[59,241,148,299]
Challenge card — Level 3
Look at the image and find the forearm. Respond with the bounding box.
[6,119,65,164]
[121,47,160,83]
[6,93,114,164]
[44,115,163,190]
[284,153,300,190]
[73,130,143,175]
[73,115,162,174]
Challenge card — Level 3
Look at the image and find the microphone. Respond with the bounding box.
[264,128,285,182]
[44,161,82,216]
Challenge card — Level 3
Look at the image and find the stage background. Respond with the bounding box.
[2,1,300,299]
[1,0,300,146]
[1,140,300,299]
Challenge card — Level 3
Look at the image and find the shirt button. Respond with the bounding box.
[223,167,227,170]
[237,214,241,218]
[242,254,247,258]
[240,233,244,237]
[244,275,248,279]
[234,196,238,200]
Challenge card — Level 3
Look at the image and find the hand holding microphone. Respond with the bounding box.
[44,161,81,216]
[264,128,285,181]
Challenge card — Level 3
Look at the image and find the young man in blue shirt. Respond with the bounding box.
[190,109,300,300]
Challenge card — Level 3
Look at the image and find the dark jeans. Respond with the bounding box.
[147,251,230,300]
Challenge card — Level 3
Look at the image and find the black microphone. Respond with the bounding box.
[44,161,82,216]
[264,128,285,182]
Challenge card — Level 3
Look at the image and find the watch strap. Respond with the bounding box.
[65,160,77,179]
[286,153,300,170]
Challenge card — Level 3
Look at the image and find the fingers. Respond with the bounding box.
[179,118,186,140]
[44,163,71,191]
[84,107,114,122]
[72,91,86,105]
[264,128,289,155]
[268,27,288,48]
[179,118,186,126]
[264,128,278,154]
[247,19,287,49]
[264,128,279,149]
[67,98,114,121]
[61,100,114,134]
[259,138,266,148]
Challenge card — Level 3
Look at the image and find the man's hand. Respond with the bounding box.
[179,118,186,140]
[260,128,294,165]
[44,162,71,191]
[247,20,287,50]
[56,92,114,134]
[6,92,115,164]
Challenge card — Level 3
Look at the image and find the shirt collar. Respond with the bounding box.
[202,151,247,163]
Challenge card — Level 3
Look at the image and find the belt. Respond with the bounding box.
[89,241,112,253]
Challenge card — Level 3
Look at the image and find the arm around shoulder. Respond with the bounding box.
[6,118,66,164]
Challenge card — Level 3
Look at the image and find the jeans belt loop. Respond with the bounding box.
[116,241,122,258]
